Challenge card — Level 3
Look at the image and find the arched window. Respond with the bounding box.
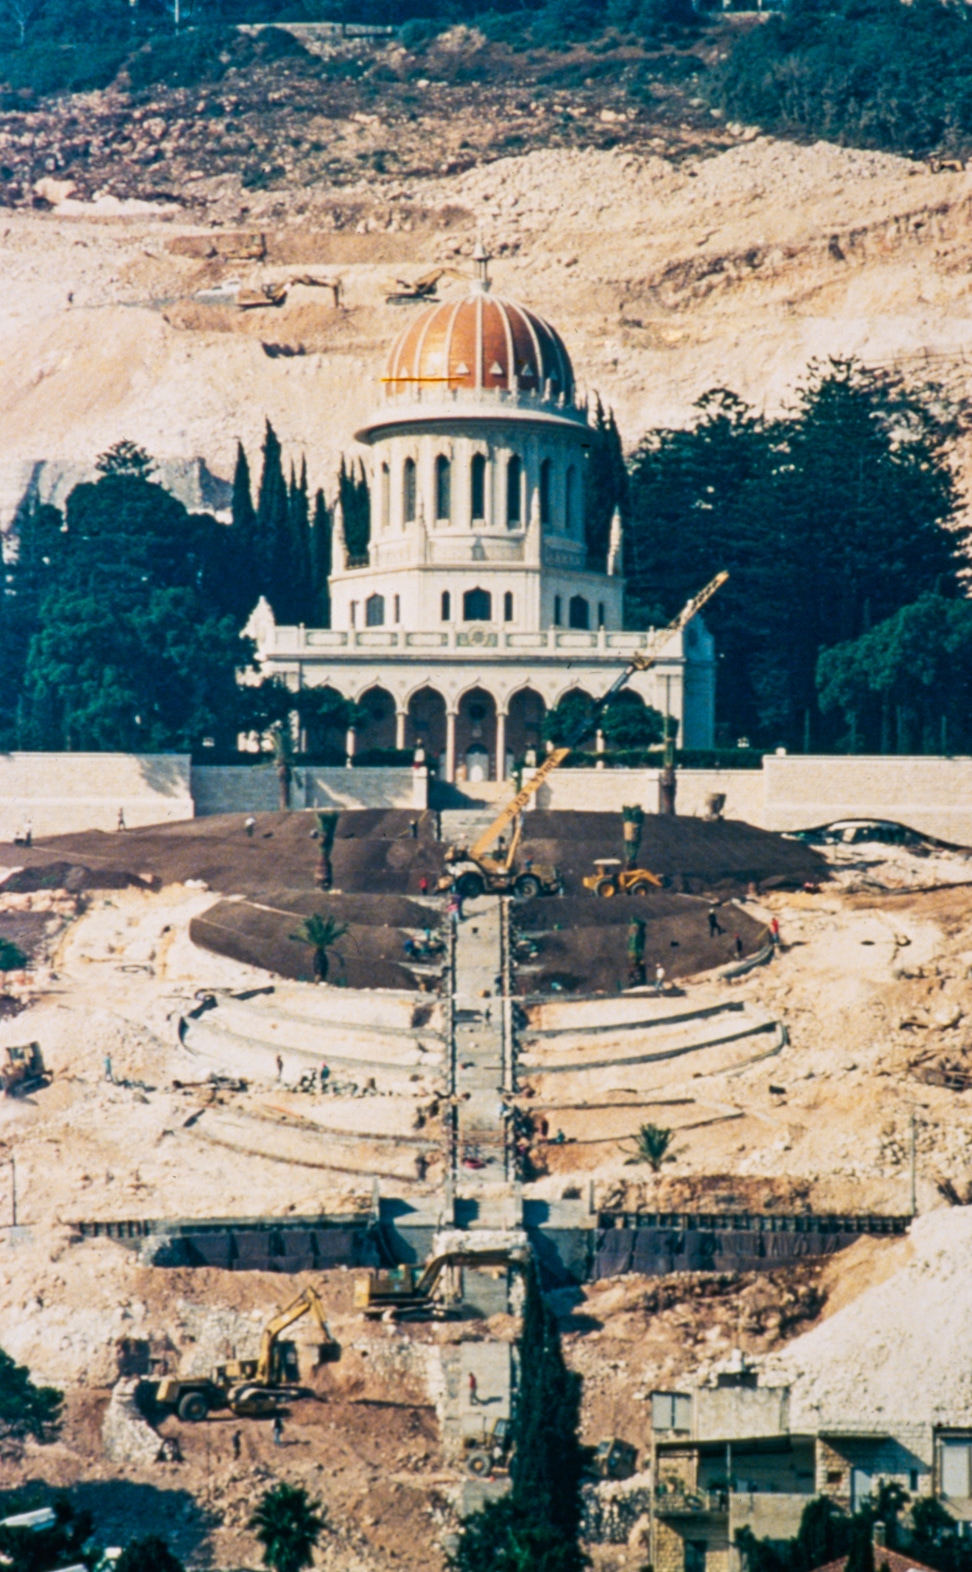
[463,587,492,622]
[441,590,451,622]
[503,591,514,623]
[366,594,385,627]
[569,596,589,630]
[471,453,486,521]
[381,462,390,530]
[539,458,552,526]
[436,454,452,521]
[506,455,522,528]
[565,465,577,534]
[403,458,416,524]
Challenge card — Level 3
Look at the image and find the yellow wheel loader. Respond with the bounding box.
[582,859,664,898]
[155,1285,338,1420]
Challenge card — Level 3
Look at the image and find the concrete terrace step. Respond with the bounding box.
[202,998,444,1060]
[519,1009,779,1071]
[180,1016,444,1092]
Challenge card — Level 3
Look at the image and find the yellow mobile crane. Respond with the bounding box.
[155,1285,338,1421]
[440,571,728,900]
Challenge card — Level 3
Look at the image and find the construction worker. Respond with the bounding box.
[708,906,723,937]
[468,1372,478,1405]
[117,808,126,832]
[272,1414,283,1446]
[275,1053,284,1081]
[419,875,429,897]
[232,1429,242,1460]
[734,934,744,959]
[655,964,665,995]
[104,1055,113,1083]
[320,1062,330,1091]
[770,916,781,946]
[245,816,256,838]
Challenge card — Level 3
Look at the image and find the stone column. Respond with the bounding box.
[395,710,407,750]
[345,726,356,769]
[496,711,507,782]
[445,710,457,783]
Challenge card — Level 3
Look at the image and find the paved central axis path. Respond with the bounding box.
[449,893,517,1216]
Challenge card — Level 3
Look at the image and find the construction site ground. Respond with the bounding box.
[3,809,972,1569]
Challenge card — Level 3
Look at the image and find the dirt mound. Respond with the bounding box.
[190,894,440,989]
[511,892,765,994]
[0,860,145,893]
[0,810,445,899]
[522,812,827,895]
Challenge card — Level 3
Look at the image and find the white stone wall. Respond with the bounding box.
[536,757,972,845]
[0,752,193,838]
[537,767,766,823]
[191,765,426,815]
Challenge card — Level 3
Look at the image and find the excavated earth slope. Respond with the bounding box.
[5,90,972,519]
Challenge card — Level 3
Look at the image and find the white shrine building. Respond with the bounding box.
[253,249,716,785]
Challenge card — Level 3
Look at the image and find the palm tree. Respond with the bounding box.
[270,723,296,811]
[249,1483,326,1572]
[623,1123,680,1171]
[289,913,349,982]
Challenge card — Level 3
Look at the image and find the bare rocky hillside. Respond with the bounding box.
[3,28,972,521]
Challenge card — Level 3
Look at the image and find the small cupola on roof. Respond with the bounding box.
[381,241,575,404]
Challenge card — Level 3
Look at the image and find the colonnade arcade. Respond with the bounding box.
[302,682,601,783]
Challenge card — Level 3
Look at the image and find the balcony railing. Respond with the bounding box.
[654,1488,729,1517]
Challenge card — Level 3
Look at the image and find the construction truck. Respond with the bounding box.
[155,1285,338,1421]
[438,571,728,899]
[384,266,466,305]
[355,1246,525,1320]
[582,859,664,898]
[1,1043,48,1097]
[465,1416,513,1477]
[591,1437,639,1480]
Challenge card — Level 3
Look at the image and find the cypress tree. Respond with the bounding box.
[286,457,312,624]
[309,488,332,628]
[229,439,260,623]
[339,456,371,562]
[256,420,289,619]
[452,1261,587,1572]
[511,1263,585,1549]
[584,396,626,572]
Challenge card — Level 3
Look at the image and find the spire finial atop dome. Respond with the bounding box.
[471,232,491,295]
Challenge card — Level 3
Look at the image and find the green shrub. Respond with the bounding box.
[0,41,128,95]
[127,26,234,90]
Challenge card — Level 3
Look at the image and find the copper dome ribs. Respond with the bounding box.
[381,292,575,403]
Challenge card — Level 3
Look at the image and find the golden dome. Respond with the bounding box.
[382,289,575,403]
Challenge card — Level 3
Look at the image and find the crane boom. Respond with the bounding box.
[466,570,728,864]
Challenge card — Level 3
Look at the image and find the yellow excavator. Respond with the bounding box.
[155,1285,338,1421]
[439,572,728,900]
[355,1245,526,1319]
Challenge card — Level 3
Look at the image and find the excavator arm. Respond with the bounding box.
[466,571,729,864]
[254,1286,333,1383]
